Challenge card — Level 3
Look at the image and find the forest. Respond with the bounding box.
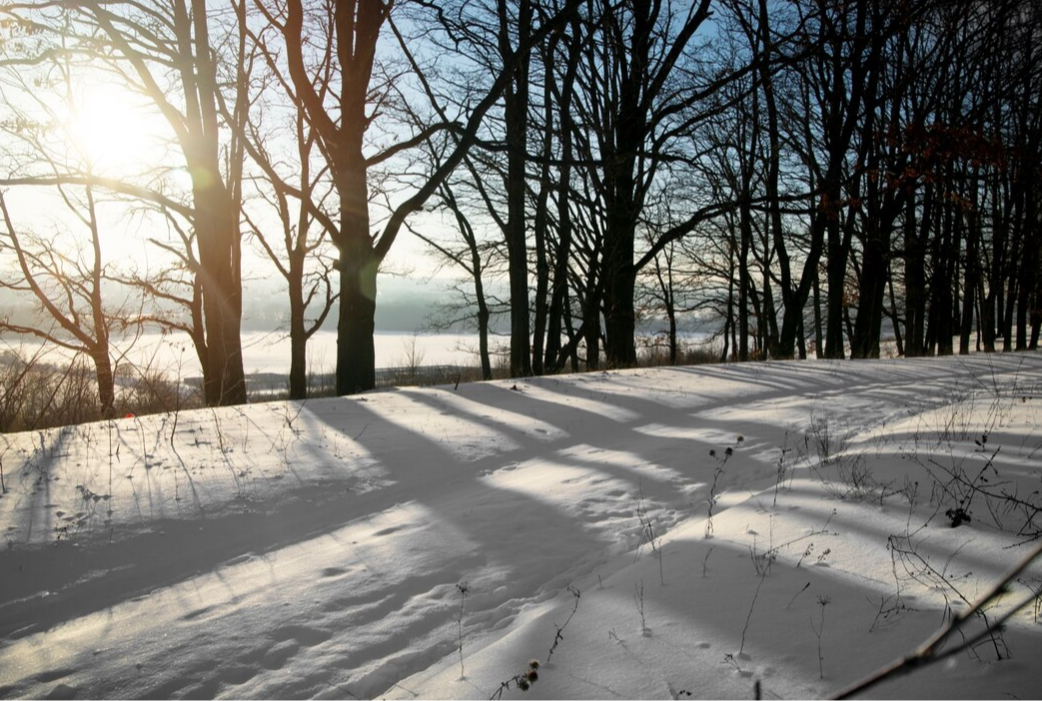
[1,0,1040,411]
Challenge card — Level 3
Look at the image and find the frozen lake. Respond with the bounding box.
[1,328,713,384]
[0,330,492,381]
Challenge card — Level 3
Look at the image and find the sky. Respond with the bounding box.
[0,62,464,337]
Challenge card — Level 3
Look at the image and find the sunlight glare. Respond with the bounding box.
[67,82,159,173]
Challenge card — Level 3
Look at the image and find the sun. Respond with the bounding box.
[66,82,161,174]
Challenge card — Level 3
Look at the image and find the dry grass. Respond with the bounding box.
[1,335,730,432]
[0,348,202,432]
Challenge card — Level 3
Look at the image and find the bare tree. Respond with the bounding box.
[254,0,580,394]
[416,194,501,381]
[233,21,339,399]
[1,0,253,405]
[0,188,136,414]
[0,21,150,414]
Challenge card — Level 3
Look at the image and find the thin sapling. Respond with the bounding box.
[636,482,664,584]
[810,595,831,679]
[546,585,581,665]
[834,540,1042,699]
[787,582,811,610]
[634,580,649,636]
[706,435,743,538]
[456,582,469,679]
[490,586,579,699]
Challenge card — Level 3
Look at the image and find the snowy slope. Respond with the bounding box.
[1,354,1041,699]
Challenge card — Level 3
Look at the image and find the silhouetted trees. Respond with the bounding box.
[1,0,1039,407]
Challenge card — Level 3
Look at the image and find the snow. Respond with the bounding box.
[1,354,1041,699]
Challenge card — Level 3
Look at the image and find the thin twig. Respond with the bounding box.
[832,540,1042,699]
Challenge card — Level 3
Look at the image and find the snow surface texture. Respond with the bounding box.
[1,354,1041,699]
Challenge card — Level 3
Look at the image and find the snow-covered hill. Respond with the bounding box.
[1,354,1041,699]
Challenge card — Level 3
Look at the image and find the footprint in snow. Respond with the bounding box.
[35,670,74,684]
[217,665,254,685]
[45,684,77,700]
[181,605,219,622]
[261,640,301,670]
[271,625,333,647]
[373,524,410,537]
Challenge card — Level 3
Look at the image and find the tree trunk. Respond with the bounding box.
[886,259,904,357]
[178,0,247,407]
[91,347,116,416]
[477,298,493,381]
[502,0,532,378]
[584,282,602,370]
[812,265,823,357]
[603,257,637,366]
[823,204,848,359]
[288,280,307,400]
[544,13,582,374]
[850,225,888,359]
[959,193,980,356]
[738,215,751,361]
[336,245,378,395]
[723,244,735,362]
[195,183,247,405]
[904,191,927,356]
[335,156,377,394]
